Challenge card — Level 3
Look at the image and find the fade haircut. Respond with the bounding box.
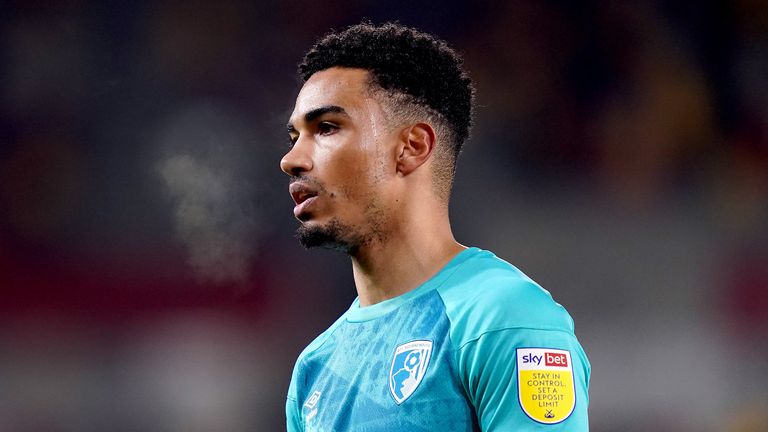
[298,22,475,202]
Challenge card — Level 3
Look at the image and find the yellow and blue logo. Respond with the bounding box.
[517,348,575,424]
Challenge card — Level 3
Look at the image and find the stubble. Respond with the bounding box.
[296,190,389,255]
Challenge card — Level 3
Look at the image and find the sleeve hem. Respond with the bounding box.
[455,326,578,352]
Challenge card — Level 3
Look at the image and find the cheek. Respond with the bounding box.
[322,150,379,199]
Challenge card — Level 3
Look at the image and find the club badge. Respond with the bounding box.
[389,340,433,404]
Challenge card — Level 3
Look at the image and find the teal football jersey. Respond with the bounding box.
[286,247,590,431]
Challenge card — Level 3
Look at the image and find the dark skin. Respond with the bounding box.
[281,67,465,306]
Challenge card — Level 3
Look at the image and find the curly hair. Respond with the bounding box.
[298,22,475,197]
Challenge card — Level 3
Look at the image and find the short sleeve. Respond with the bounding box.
[286,395,302,432]
[286,359,303,432]
[456,327,590,431]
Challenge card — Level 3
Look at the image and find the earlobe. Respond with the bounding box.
[396,123,436,176]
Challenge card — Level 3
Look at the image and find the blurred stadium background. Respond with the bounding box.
[2,1,767,431]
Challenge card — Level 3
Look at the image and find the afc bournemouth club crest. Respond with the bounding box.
[389,340,433,404]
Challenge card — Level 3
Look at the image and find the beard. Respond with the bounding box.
[292,175,389,254]
[295,202,388,255]
[296,218,363,254]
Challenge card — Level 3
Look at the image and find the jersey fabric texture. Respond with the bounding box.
[286,247,590,431]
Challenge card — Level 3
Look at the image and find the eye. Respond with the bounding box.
[286,134,298,148]
[318,121,339,136]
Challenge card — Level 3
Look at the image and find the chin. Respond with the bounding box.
[296,218,360,253]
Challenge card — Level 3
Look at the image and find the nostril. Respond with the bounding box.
[281,162,306,177]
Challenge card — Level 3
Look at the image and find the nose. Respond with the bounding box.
[280,140,313,176]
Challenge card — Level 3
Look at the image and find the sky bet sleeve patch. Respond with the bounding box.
[516,348,576,424]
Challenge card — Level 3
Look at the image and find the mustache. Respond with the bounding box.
[289,175,327,194]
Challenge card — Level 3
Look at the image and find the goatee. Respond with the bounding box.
[296,219,359,254]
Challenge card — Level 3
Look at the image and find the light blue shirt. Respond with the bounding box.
[287,247,590,431]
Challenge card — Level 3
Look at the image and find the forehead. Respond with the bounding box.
[290,68,373,122]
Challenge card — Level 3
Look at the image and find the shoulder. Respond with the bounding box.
[299,313,346,359]
[437,248,575,348]
[287,309,348,399]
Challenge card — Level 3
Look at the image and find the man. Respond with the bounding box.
[281,22,590,431]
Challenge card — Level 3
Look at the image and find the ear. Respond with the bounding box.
[396,123,436,176]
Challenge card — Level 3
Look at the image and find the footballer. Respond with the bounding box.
[281,22,590,431]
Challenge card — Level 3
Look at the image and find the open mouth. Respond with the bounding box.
[289,182,320,219]
[289,183,318,206]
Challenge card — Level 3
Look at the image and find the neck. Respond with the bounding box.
[350,210,465,307]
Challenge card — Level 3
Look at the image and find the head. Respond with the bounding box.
[281,22,474,253]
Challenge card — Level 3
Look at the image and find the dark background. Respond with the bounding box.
[2,1,767,431]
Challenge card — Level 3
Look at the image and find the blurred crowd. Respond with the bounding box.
[1,1,766,431]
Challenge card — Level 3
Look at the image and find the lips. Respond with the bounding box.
[289,182,318,206]
[289,182,319,219]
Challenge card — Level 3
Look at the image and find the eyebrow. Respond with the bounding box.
[286,105,349,132]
